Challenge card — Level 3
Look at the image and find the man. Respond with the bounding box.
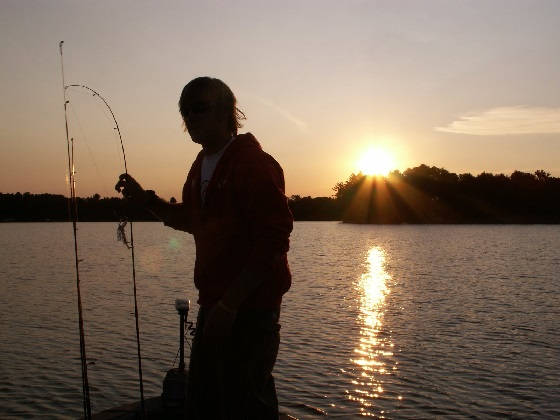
[115,77,293,419]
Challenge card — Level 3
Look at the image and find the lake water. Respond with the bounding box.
[1,222,559,419]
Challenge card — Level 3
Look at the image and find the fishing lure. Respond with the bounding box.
[117,218,132,248]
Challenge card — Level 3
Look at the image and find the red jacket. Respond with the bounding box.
[165,133,293,309]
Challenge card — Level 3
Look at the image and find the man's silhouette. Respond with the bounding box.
[116,77,293,419]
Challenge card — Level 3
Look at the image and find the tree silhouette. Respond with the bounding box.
[1,165,559,223]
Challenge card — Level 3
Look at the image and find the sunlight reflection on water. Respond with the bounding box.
[348,246,395,417]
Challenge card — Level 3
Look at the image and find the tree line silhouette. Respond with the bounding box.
[1,165,559,223]
[0,192,154,222]
[333,165,560,223]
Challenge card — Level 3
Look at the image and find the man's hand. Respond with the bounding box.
[201,301,237,349]
[115,173,148,205]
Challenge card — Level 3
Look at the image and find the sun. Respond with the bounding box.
[357,148,395,176]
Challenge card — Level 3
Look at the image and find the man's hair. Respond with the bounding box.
[178,77,246,135]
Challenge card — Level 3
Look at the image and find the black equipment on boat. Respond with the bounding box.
[162,299,191,413]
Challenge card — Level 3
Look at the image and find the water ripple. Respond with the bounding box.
[1,223,560,418]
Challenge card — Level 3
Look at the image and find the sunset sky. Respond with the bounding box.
[1,0,559,199]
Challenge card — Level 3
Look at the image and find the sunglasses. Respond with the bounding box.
[183,102,216,118]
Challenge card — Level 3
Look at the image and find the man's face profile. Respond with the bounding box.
[183,87,226,146]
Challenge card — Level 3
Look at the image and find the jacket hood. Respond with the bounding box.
[193,132,261,165]
[230,132,262,152]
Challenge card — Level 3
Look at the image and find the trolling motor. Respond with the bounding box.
[162,298,190,413]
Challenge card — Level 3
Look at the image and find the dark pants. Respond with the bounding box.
[186,307,281,420]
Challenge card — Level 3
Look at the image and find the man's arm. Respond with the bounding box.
[144,191,192,232]
[115,173,191,232]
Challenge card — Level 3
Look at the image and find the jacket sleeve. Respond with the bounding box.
[161,178,193,233]
[162,202,192,233]
[240,154,293,273]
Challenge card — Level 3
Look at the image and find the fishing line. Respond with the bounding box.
[68,106,113,199]
[74,87,125,174]
[68,99,136,328]
[59,41,146,419]
[69,87,124,168]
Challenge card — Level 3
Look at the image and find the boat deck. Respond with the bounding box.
[91,396,297,419]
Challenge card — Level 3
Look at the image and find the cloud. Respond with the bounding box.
[435,106,560,135]
[250,95,308,131]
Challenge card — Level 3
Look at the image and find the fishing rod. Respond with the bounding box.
[59,40,91,420]
[59,41,146,418]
